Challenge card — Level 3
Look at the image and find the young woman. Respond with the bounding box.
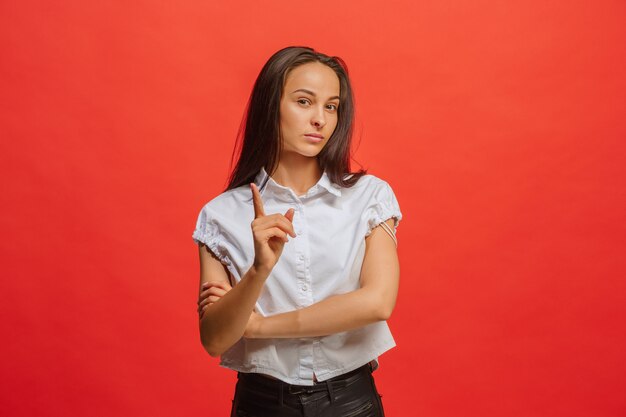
[192,46,402,417]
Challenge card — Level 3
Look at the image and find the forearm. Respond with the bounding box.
[253,288,384,338]
[200,265,268,356]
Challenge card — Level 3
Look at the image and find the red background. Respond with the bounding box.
[1,1,625,416]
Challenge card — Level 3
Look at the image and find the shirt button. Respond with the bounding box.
[301,284,308,291]
[298,254,304,261]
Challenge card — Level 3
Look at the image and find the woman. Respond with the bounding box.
[192,46,402,417]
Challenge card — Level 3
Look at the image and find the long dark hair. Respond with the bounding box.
[224,46,367,193]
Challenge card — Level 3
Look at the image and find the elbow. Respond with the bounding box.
[200,325,224,358]
[206,346,222,358]
[199,313,242,358]
[364,288,395,321]
[201,337,223,358]
[377,302,394,321]
[200,326,235,358]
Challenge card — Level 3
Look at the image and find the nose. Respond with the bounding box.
[311,106,326,129]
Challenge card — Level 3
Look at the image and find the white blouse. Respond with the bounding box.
[192,166,403,385]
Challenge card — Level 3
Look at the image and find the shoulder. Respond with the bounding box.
[341,171,380,185]
[193,184,254,232]
[335,174,399,211]
[197,184,250,214]
[344,173,394,193]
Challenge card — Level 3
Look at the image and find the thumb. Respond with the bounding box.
[284,207,295,222]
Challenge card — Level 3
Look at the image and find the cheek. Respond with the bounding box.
[281,107,308,135]
[329,115,339,131]
[279,108,293,129]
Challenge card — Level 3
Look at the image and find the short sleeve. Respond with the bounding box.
[364,180,403,238]
[192,205,233,269]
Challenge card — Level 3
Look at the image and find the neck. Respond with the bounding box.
[269,156,322,197]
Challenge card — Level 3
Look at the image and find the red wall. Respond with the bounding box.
[1,1,624,416]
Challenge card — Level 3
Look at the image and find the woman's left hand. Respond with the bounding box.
[197,280,232,319]
[197,281,263,338]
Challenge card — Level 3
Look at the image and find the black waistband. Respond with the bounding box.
[237,363,370,392]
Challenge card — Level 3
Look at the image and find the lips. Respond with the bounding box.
[304,134,323,143]
[305,133,324,139]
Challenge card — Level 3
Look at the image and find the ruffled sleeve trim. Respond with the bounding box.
[192,208,234,270]
[364,181,403,238]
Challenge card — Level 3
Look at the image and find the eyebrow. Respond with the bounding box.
[291,88,340,101]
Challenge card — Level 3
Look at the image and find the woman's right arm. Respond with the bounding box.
[197,182,295,357]
[197,243,270,357]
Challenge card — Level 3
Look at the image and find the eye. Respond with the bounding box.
[297,98,311,106]
[326,104,338,111]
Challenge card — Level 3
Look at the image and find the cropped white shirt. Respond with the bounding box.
[192,166,403,385]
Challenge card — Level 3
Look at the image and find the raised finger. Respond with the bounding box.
[250,183,265,219]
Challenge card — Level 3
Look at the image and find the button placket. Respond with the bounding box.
[299,205,313,302]
[291,202,309,304]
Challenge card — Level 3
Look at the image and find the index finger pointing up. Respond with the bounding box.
[250,183,265,218]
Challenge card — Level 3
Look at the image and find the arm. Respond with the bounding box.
[248,218,400,338]
[197,243,270,357]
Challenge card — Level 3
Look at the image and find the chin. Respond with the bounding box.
[301,151,322,158]
[283,144,322,157]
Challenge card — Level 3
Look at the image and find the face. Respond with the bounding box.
[278,61,340,158]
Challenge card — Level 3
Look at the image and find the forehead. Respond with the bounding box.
[283,62,340,97]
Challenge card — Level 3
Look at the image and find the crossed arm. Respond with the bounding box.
[201,218,400,339]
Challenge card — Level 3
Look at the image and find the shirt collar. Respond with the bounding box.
[254,166,342,198]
